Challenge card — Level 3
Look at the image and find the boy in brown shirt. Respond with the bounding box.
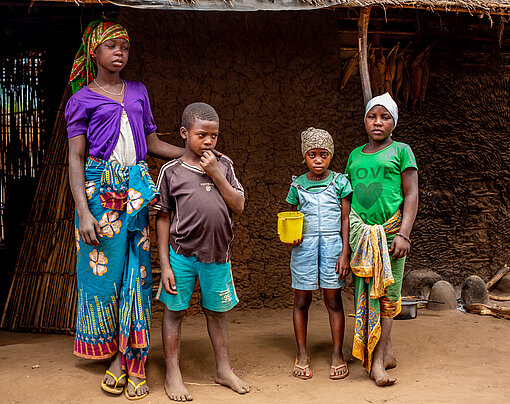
[154,102,249,401]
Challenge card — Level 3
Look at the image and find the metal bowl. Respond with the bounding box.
[395,300,417,320]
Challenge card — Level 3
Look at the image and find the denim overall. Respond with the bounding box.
[290,173,346,290]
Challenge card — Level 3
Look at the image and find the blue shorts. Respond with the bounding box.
[156,246,239,312]
[290,233,346,290]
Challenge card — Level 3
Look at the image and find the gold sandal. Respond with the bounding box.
[100,370,126,394]
[124,378,148,400]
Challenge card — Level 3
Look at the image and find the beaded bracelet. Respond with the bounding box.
[396,232,412,244]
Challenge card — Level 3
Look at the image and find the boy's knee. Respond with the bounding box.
[202,307,226,320]
[163,307,186,322]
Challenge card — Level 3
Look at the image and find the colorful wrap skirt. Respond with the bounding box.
[349,209,405,372]
[74,156,158,378]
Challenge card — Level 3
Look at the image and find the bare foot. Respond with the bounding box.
[385,337,397,369]
[370,364,396,386]
[293,355,312,380]
[125,376,149,398]
[384,351,397,370]
[102,354,126,389]
[215,369,250,394]
[165,371,193,402]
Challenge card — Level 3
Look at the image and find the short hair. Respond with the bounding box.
[181,102,219,130]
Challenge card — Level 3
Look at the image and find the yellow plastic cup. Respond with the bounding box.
[277,211,304,243]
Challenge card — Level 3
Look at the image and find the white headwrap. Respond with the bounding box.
[364,92,398,130]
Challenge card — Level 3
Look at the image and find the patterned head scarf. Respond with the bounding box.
[364,92,399,130]
[69,20,130,94]
[301,127,334,159]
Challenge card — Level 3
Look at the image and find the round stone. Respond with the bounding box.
[427,280,457,311]
[402,270,442,298]
[491,272,510,297]
[461,275,489,306]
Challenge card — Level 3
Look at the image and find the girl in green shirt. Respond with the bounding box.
[345,93,418,386]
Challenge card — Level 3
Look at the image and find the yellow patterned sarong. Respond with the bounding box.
[350,209,404,372]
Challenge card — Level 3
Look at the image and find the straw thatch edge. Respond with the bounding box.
[37,0,510,13]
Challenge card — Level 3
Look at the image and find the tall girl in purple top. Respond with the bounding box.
[65,20,183,400]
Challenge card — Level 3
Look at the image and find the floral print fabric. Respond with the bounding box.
[74,157,158,378]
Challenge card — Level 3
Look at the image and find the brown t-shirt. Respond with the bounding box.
[154,156,244,263]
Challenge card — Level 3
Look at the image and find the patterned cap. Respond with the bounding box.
[301,127,334,158]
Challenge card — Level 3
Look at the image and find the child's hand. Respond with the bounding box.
[161,267,178,295]
[335,253,351,279]
[390,235,410,259]
[200,150,221,178]
[79,211,101,246]
[287,236,303,247]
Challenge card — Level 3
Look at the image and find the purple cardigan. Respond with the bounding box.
[65,81,157,162]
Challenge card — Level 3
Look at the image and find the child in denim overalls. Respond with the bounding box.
[285,127,352,380]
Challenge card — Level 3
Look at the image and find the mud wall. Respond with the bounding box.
[120,9,510,309]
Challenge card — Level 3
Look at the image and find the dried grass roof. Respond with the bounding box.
[317,0,509,8]
[305,0,510,11]
[41,0,510,13]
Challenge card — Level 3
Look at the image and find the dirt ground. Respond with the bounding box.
[1,298,509,404]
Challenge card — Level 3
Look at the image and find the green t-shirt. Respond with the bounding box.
[286,170,352,206]
[345,141,417,225]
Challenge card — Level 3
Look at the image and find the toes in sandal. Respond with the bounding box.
[124,378,148,400]
[329,363,349,380]
[101,370,126,394]
[293,358,312,380]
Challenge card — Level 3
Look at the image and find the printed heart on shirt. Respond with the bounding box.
[354,182,383,210]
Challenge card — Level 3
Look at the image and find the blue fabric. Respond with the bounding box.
[290,174,346,290]
[74,157,158,364]
[157,246,239,312]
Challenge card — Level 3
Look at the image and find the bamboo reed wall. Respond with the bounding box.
[0,52,46,242]
[0,85,76,333]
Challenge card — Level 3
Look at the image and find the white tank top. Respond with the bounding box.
[108,108,137,167]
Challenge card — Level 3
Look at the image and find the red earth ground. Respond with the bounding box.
[1,298,509,404]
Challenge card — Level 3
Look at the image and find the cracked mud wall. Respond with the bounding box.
[120,9,510,310]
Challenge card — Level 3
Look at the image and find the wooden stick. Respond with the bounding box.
[465,303,510,319]
[486,265,510,290]
[358,6,373,106]
[340,29,415,36]
[489,294,510,301]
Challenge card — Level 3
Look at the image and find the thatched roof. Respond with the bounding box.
[329,0,510,12]
[40,0,510,14]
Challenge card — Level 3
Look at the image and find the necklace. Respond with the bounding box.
[308,171,329,181]
[94,79,125,96]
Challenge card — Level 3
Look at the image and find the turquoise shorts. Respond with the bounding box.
[156,246,239,312]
